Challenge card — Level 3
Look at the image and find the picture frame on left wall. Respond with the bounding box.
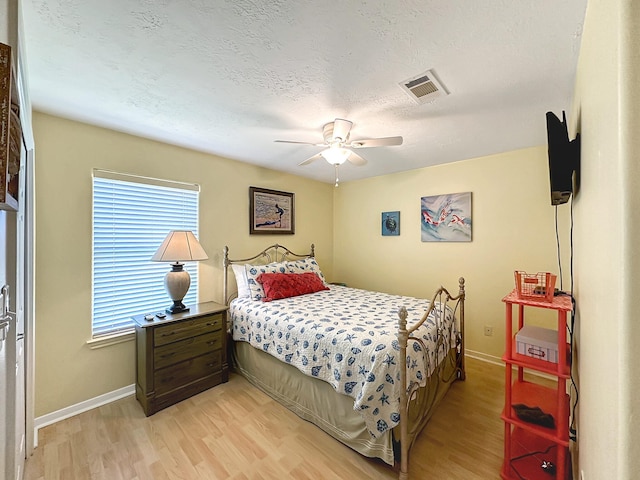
[249,186,295,234]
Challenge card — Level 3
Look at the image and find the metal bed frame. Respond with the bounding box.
[223,243,465,479]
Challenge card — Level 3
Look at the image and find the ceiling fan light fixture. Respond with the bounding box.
[275,117,402,174]
[320,147,351,165]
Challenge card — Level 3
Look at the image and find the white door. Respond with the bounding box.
[0,212,16,480]
[0,122,26,480]
[13,133,28,479]
[1,203,25,480]
[1,9,33,477]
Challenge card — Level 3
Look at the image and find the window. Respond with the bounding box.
[92,170,200,338]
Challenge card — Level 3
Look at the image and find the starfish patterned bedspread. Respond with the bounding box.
[230,285,458,438]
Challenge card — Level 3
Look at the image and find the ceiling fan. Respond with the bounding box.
[275,118,403,185]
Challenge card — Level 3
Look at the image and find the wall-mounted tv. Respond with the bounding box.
[546,111,580,206]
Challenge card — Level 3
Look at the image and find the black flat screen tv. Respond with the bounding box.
[546,111,580,206]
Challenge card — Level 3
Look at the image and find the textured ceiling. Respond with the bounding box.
[21,0,587,184]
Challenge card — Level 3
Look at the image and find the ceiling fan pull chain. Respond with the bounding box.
[334,165,340,187]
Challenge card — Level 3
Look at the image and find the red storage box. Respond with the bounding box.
[514,271,556,302]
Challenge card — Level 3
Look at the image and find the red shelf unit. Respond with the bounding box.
[503,427,570,480]
[501,289,573,480]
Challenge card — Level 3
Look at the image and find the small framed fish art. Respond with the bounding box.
[421,192,472,242]
[382,211,400,236]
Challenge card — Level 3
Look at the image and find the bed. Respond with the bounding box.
[223,244,465,479]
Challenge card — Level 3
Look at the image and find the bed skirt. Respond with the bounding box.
[231,340,458,466]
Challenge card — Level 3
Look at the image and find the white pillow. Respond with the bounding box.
[287,257,327,285]
[245,261,290,301]
[231,264,250,299]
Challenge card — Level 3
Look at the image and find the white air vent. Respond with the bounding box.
[399,69,449,104]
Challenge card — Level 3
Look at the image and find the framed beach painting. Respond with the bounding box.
[421,192,472,242]
[249,187,295,234]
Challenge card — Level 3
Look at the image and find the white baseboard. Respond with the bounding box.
[33,384,135,447]
[465,348,556,381]
[466,349,504,366]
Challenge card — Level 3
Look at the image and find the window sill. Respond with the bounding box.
[86,330,135,349]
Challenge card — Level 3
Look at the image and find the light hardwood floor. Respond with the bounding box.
[24,357,506,479]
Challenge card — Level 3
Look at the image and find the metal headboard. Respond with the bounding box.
[223,243,315,305]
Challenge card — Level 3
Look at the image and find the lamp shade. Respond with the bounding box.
[151,230,208,263]
[151,231,207,314]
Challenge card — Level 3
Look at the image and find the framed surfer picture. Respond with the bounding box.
[382,211,400,236]
[249,187,295,234]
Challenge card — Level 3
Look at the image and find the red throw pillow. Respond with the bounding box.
[256,272,329,302]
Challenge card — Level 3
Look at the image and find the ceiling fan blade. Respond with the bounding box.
[346,151,367,166]
[332,118,353,142]
[349,136,403,148]
[298,153,323,166]
[275,140,325,146]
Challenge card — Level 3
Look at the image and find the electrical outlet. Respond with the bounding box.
[581,470,585,480]
[484,326,493,336]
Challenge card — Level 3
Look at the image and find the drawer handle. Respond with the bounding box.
[207,340,217,346]
[207,363,216,368]
[161,331,176,337]
[162,376,174,383]
[160,352,176,359]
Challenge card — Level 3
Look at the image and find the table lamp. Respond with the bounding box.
[151,230,208,314]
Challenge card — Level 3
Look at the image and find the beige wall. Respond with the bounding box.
[571,0,640,478]
[33,111,568,417]
[33,112,334,416]
[332,146,570,359]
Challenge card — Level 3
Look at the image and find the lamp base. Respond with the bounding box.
[166,301,190,315]
[164,263,191,315]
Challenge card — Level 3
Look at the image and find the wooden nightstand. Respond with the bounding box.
[132,301,229,416]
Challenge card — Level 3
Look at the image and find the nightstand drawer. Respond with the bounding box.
[154,313,222,346]
[154,331,223,369]
[154,350,223,394]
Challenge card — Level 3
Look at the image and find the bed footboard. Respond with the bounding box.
[397,277,466,480]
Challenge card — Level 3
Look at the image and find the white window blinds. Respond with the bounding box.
[92,171,200,338]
